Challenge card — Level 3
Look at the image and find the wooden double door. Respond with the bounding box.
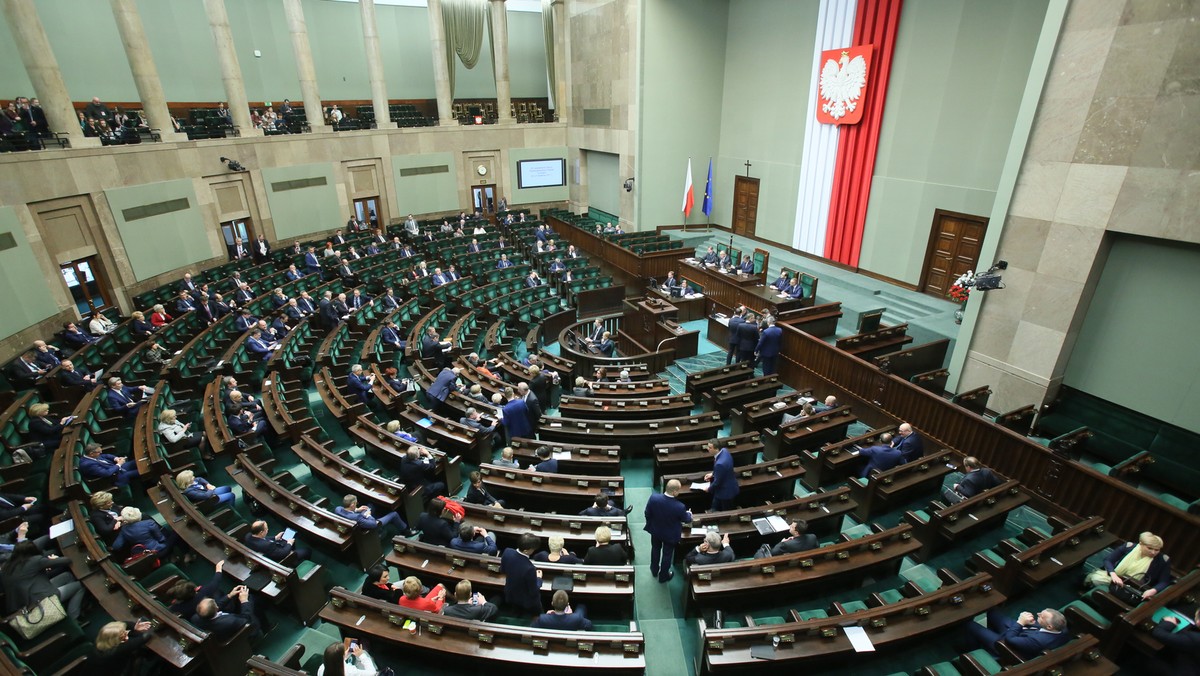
[920,209,988,298]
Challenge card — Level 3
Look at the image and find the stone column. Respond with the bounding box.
[0,0,96,147]
[489,0,513,124]
[109,0,186,141]
[202,0,259,136]
[427,0,455,125]
[282,0,328,132]
[358,0,394,129]
[551,0,568,122]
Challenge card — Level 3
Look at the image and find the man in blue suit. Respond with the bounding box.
[502,394,532,442]
[500,533,542,615]
[756,317,783,376]
[892,422,925,462]
[964,608,1069,659]
[79,442,140,487]
[347,364,376,407]
[431,267,449,286]
[496,254,513,269]
[532,446,558,473]
[702,246,718,264]
[245,329,277,361]
[304,246,321,276]
[381,320,404,351]
[857,436,904,478]
[426,367,460,414]
[943,456,1002,504]
[785,275,806,299]
[106,377,153,419]
[193,586,260,641]
[450,524,497,555]
[335,494,407,537]
[533,591,593,631]
[738,255,754,275]
[771,272,790,291]
[644,479,692,583]
[705,442,739,511]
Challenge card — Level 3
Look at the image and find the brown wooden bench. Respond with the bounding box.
[762,405,858,461]
[903,480,1030,560]
[684,361,754,402]
[687,523,921,613]
[728,389,814,436]
[969,515,1117,597]
[509,437,623,475]
[319,587,646,674]
[478,463,624,513]
[848,450,955,521]
[700,375,781,416]
[800,425,898,489]
[835,323,913,361]
[663,456,806,512]
[538,411,724,456]
[654,433,764,477]
[680,486,857,554]
[558,393,696,421]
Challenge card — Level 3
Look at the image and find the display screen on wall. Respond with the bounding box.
[517,159,566,189]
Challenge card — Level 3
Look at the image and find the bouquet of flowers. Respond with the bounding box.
[948,271,976,304]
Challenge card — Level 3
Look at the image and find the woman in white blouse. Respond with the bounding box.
[88,313,116,335]
[318,641,380,676]
[157,408,213,461]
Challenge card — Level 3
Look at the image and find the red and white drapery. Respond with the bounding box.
[793,0,903,268]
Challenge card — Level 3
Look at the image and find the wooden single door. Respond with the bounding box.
[919,209,988,298]
[732,176,759,237]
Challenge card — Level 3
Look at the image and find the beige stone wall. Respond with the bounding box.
[0,123,566,361]
[567,0,639,228]
[959,0,1200,411]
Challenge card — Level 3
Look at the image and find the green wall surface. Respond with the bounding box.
[0,0,545,105]
[0,208,59,342]
[138,0,225,102]
[858,0,1048,284]
[38,0,136,102]
[1064,237,1200,434]
[261,163,342,240]
[585,150,621,217]
[392,153,460,216]
[509,147,570,204]
[716,0,819,246]
[104,180,211,282]
[638,0,729,229]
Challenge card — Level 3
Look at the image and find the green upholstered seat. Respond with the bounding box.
[964,649,1002,674]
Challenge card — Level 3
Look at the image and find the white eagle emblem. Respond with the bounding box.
[819,52,868,121]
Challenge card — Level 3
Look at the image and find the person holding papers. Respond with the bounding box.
[703,441,739,511]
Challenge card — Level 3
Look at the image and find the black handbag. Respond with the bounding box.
[1110,582,1145,605]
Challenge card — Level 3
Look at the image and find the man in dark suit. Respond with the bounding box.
[943,456,1001,504]
[450,523,497,555]
[243,520,310,562]
[442,580,499,622]
[531,446,557,473]
[106,377,153,419]
[193,586,260,641]
[705,441,739,511]
[1148,608,1200,675]
[399,445,447,502]
[756,317,783,376]
[580,493,624,517]
[421,329,452,369]
[79,442,140,487]
[770,520,819,556]
[59,359,97,390]
[858,435,904,478]
[502,393,532,441]
[304,247,321,276]
[167,561,226,619]
[496,254,513,269]
[318,292,338,330]
[0,491,51,532]
[701,246,718,264]
[644,479,692,583]
[533,591,593,631]
[596,331,616,358]
[7,352,46,386]
[685,530,735,565]
[426,367,460,414]
[500,533,542,615]
[964,608,1069,659]
[32,340,61,368]
[253,235,271,263]
[892,422,925,461]
[335,494,408,537]
[735,315,759,365]
[737,255,754,275]
[228,236,250,261]
[347,364,376,408]
[295,291,316,316]
[725,308,743,365]
[416,498,458,546]
[379,288,401,311]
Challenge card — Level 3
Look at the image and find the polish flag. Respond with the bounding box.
[682,158,694,217]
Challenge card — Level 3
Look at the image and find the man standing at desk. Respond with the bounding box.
[644,479,692,583]
[735,314,760,365]
[725,307,744,366]
[704,441,739,511]
[756,317,782,376]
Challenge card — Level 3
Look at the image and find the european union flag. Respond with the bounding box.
[702,158,714,217]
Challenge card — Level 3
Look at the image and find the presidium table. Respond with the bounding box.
[679,258,813,316]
